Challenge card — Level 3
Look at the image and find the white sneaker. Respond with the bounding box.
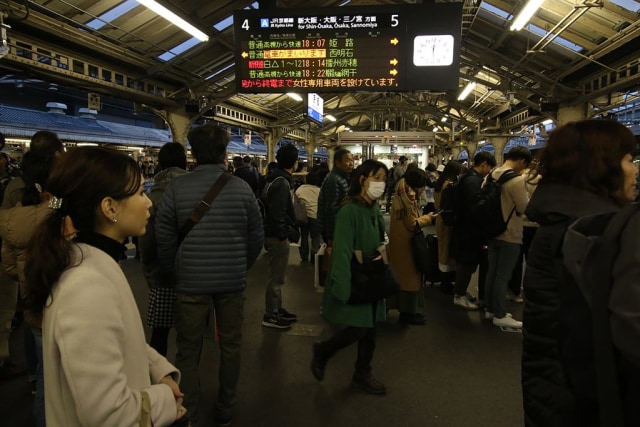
[485,311,513,320]
[492,315,522,329]
[453,295,479,310]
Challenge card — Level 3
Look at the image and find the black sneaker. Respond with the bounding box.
[262,314,292,329]
[351,374,387,395]
[311,342,326,381]
[398,312,425,326]
[278,308,297,322]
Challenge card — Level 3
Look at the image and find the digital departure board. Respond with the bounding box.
[234,3,462,93]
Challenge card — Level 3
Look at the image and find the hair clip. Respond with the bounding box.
[48,196,64,210]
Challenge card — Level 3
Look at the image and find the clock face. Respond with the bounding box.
[413,35,454,66]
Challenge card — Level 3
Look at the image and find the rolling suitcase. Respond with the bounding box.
[424,234,441,286]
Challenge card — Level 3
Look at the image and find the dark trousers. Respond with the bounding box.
[316,324,376,377]
[174,292,244,422]
[454,246,488,298]
[299,218,322,262]
[508,226,538,296]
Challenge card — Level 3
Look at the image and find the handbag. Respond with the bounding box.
[411,221,432,274]
[348,252,399,304]
[293,192,309,225]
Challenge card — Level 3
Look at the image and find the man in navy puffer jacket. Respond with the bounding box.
[155,123,263,427]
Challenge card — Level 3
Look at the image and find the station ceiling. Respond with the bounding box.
[0,0,639,146]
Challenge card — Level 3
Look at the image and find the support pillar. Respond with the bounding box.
[327,146,336,170]
[556,104,588,126]
[451,146,462,161]
[265,131,276,163]
[490,136,509,166]
[165,110,193,145]
[147,106,193,147]
[466,141,478,163]
[304,136,316,167]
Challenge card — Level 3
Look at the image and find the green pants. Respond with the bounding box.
[174,292,244,422]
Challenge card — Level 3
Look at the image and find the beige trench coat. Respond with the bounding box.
[388,178,433,292]
[434,180,456,271]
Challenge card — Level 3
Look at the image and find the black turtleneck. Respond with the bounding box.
[74,231,126,263]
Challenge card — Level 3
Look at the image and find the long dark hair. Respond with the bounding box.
[537,119,636,206]
[434,160,463,192]
[25,147,142,319]
[21,131,63,206]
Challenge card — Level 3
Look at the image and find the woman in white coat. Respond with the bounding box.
[24,147,186,427]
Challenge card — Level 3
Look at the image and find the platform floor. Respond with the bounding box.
[0,226,525,427]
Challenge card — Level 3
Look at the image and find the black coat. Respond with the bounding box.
[450,168,484,264]
[263,167,300,242]
[522,183,620,427]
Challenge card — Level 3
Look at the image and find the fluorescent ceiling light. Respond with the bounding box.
[541,119,553,125]
[136,0,209,42]
[77,142,99,147]
[457,81,477,101]
[325,114,337,122]
[287,93,303,101]
[432,127,438,132]
[441,116,447,122]
[510,0,544,31]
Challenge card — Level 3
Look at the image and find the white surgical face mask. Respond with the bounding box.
[366,181,386,200]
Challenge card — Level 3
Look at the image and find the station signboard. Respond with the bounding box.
[234,3,462,93]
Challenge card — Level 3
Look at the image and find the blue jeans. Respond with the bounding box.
[485,239,521,319]
[264,237,290,314]
[174,292,244,423]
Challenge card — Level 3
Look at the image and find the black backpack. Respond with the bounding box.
[470,169,518,239]
[439,180,459,226]
[563,202,640,427]
[439,174,471,226]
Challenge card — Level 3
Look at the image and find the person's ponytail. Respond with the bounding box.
[24,210,73,322]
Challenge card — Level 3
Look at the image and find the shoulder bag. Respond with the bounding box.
[347,212,399,304]
[347,252,399,304]
[178,172,231,245]
[411,221,432,274]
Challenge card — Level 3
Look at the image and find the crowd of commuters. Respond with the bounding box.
[1,118,639,426]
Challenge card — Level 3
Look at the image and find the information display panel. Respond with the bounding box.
[306,93,324,123]
[234,3,462,93]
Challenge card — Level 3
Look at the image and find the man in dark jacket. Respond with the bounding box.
[155,123,263,426]
[450,151,496,309]
[262,144,301,328]
[317,148,353,245]
[233,155,259,195]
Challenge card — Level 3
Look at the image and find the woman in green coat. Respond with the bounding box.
[311,160,390,395]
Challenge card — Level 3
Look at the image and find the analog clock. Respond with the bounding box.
[413,35,454,66]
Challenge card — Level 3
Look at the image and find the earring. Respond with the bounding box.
[112,217,118,223]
